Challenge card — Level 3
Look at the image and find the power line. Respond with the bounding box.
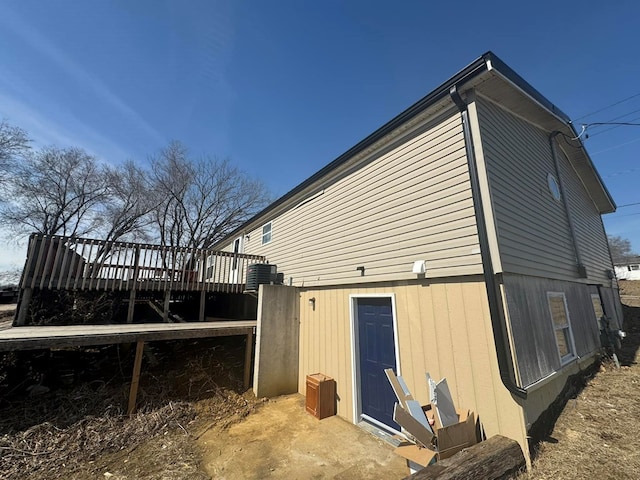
[588,114,640,138]
[574,92,640,121]
[591,136,640,156]
[617,202,640,208]
[574,122,640,140]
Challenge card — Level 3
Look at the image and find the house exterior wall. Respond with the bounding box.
[464,92,620,430]
[296,278,528,456]
[501,273,603,388]
[473,96,614,287]
[221,110,483,286]
[614,265,640,281]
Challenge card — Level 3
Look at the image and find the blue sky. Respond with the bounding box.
[1,0,640,269]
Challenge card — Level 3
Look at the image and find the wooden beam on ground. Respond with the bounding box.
[244,328,254,389]
[404,435,526,480]
[128,340,145,415]
[147,300,165,321]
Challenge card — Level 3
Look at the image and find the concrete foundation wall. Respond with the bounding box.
[253,285,300,398]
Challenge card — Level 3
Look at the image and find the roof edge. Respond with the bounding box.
[215,54,492,246]
[216,52,615,246]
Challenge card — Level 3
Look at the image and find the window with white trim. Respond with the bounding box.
[629,265,640,271]
[261,222,272,245]
[547,292,576,363]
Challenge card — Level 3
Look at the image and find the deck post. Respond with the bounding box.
[127,246,141,324]
[128,340,145,415]
[127,289,137,323]
[14,287,33,326]
[244,328,254,390]
[163,290,171,322]
[199,290,206,322]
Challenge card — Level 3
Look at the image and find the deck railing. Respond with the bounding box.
[20,234,266,294]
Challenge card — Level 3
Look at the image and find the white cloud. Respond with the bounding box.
[0,90,132,163]
[0,7,165,147]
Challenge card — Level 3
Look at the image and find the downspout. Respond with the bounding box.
[549,132,587,277]
[449,86,527,399]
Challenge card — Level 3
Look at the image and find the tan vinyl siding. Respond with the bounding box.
[475,97,611,283]
[558,148,613,285]
[297,279,528,457]
[227,112,482,287]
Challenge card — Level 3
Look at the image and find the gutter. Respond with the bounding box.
[449,85,527,399]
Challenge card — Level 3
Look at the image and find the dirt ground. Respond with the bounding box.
[2,281,640,479]
[198,394,406,479]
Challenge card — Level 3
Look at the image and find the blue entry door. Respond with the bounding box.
[357,297,400,430]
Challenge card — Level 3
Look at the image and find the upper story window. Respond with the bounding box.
[547,173,561,202]
[547,292,576,364]
[261,222,272,245]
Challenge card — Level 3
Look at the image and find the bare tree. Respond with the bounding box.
[101,160,159,243]
[0,120,30,185]
[0,267,21,286]
[608,234,638,264]
[151,141,270,250]
[0,146,109,237]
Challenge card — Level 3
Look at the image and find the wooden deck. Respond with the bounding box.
[0,320,257,414]
[20,234,265,294]
[0,320,256,351]
[15,234,266,326]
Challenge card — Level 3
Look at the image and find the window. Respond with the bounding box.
[205,255,216,279]
[547,173,561,201]
[232,237,241,269]
[547,292,576,363]
[629,265,640,271]
[261,222,272,245]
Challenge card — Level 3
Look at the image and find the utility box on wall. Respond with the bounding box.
[305,373,336,420]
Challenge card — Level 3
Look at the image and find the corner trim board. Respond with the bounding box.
[449,85,527,399]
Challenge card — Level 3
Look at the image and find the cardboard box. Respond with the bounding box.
[394,403,478,468]
[423,404,477,459]
[394,443,437,473]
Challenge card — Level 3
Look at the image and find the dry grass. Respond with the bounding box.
[519,280,640,479]
[0,337,262,480]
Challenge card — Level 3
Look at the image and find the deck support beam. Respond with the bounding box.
[163,290,171,322]
[128,340,145,414]
[199,290,206,322]
[244,328,254,390]
[15,287,33,326]
[127,288,136,324]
